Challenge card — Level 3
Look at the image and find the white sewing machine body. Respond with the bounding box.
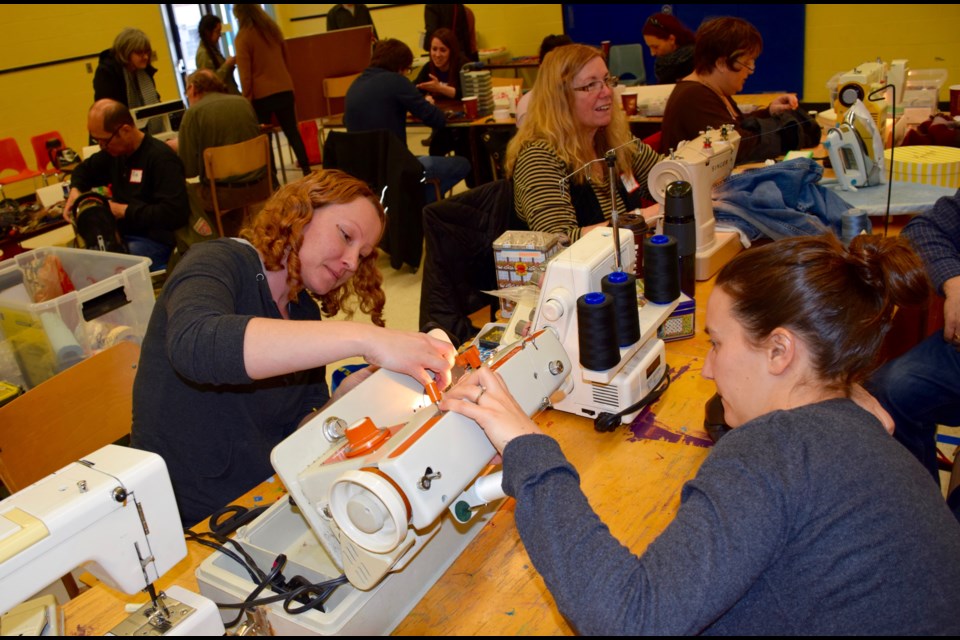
[503,228,678,426]
[648,126,742,280]
[0,445,223,635]
[834,61,888,138]
[823,98,886,192]
[197,329,572,635]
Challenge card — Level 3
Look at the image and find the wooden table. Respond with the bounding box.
[62,278,719,636]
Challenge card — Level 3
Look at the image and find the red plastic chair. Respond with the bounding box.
[29,131,66,181]
[0,137,43,197]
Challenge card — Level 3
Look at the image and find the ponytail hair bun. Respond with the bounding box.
[717,233,929,388]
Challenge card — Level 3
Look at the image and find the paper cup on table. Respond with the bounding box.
[951,85,960,118]
[462,96,479,119]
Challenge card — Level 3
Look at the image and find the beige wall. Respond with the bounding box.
[1,4,958,199]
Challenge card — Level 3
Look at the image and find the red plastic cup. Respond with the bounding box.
[950,85,960,118]
[462,96,479,119]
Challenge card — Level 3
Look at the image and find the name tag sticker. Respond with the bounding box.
[130,169,143,184]
[620,172,639,193]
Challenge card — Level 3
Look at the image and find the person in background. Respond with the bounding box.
[131,170,456,525]
[515,34,573,128]
[415,27,469,102]
[424,4,477,63]
[505,44,660,243]
[196,14,240,95]
[660,17,802,163]
[344,39,470,204]
[868,189,960,521]
[641,12,696,84]
[93,27,164,135]
[443,232,960,634]
[64,99,189,270]
[233,3,312,177]
[326,4,378,41]
[176,70,266,223]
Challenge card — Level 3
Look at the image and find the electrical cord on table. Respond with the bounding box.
[594,370,671,433]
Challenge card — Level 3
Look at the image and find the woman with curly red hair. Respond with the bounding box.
[131,170,455,526]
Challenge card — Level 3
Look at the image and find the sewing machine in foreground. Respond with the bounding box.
[648,125,742,281]
[0,445,223,635]
[196,329,571,635]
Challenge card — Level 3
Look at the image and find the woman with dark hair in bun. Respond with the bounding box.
[442,233,960,634]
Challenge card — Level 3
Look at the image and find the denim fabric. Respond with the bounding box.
[125,235,172,271]
[418,155,471,204]
[711,158,856,242]
[867,335,960,497]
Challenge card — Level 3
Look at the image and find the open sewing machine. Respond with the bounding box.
[0,445,224,635]
[647,125,743,281]
[196,329,571,635]
[502,227,679,429]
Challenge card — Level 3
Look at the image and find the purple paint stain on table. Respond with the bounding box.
[626,391,714,448]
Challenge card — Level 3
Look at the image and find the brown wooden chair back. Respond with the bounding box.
[202,134,273,237]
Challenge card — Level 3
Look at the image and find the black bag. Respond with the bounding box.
[72,192,127,253]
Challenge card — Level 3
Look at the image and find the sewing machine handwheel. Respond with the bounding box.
[328,470,408,554]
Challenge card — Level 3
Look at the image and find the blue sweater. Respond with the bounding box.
[503,398,960,634]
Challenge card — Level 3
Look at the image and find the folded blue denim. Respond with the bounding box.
[711,158,857,242]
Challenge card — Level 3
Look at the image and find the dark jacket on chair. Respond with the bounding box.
[419,179,523,344]
[323,130,426,270]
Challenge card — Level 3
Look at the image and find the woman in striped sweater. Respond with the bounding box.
[504,44,661,244]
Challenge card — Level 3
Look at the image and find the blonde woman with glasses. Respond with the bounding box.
[505,44,660,244]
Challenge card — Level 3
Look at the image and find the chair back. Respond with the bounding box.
[0,342,140,493]
[323,73,361,117]
[202,134,273,236]
[323,130,427,270]
[0,138,38,182]
[609,44,647,87]
[30,131,65,175]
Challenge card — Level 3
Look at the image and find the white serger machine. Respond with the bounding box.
[503,228,679,428]
[196,328,572,635]
[0,445,224,635]
[647,125,743,280]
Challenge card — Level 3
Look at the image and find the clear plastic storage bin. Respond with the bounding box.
[0,247,153,389]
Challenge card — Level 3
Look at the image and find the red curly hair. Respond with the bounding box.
[240,170,387,326]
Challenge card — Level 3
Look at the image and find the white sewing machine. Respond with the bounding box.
[502,228,678,428]
[834,61,888,139]
[196,329,571,635]
[0,445,223,635]
[647,125,743,281]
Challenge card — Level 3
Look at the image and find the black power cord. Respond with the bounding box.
[594,370,671,432]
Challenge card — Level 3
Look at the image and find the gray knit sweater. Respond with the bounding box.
[503,399,960,634]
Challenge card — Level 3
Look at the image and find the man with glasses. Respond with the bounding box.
[64,99,189,269]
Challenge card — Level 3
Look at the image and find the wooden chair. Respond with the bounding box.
[0,341,141,599]
[202,134,273,237]
[320,73,361,145]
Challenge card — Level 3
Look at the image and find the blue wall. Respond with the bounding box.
[562,4,805,95]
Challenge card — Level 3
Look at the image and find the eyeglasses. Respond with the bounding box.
[92,128,121,147]
[573,76,619,93]
[648,17,664,29]
[738,60,756,73]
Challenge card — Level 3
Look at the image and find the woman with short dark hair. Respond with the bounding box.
[660,16,802,163]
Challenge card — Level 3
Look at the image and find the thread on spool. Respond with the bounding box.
[601,271,641,346]
[576,292,621,371]
[840,208,871,247]
[643,234,681,303]
[663,181,696,297]
[619,213,649,278]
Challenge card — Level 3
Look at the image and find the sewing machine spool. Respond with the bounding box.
[576,292,620,371]
[643,235,680,304]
